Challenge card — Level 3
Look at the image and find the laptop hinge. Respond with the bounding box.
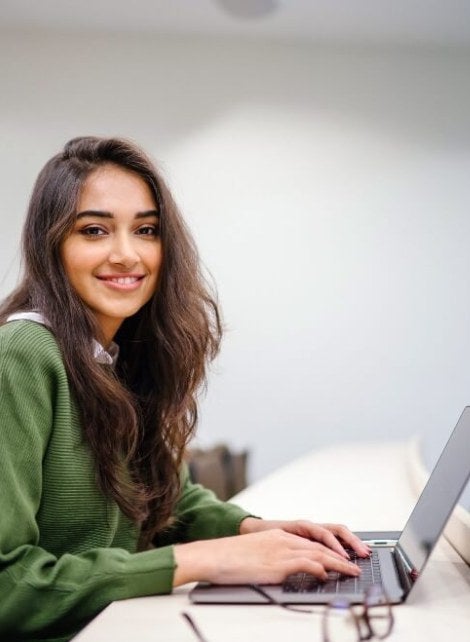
[393,545,416,593]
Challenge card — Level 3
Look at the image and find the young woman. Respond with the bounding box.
[0,136,368,641]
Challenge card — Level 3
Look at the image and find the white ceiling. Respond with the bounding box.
[2,0,470,48]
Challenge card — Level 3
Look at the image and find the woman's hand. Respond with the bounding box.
[173,525,365,588]
[239,517,371,559]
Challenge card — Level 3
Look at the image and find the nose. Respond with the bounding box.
[108,232,140,268]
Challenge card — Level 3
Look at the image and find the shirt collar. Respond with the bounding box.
[92,339,119,366]
[6,311,119,366]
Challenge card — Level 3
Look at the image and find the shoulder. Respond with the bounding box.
[0,318,59,347]
[0,320,63,370]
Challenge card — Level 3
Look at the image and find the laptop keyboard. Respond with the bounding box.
[282,549,382,594]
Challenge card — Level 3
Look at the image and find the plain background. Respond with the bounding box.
[1,27,470,507]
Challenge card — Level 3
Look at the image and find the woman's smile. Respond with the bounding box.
[96,273,147,290]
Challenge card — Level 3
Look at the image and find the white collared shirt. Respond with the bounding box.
[6,311,119,366]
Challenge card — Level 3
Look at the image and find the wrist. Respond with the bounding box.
[173,541,214,587]
[239,516,262,535]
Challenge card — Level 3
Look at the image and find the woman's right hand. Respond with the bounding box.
[172,529,361,587]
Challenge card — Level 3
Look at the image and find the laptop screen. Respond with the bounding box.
[397,407,470,579]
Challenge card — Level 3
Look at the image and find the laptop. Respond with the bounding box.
[190,406,470,605]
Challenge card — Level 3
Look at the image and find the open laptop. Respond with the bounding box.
[190,406,470,605]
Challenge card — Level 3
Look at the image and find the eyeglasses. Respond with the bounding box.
[182,583,393,642]
[247,583,314,613]
[180,585,312,642]
[322,584,394,642]
[181,611,209,642]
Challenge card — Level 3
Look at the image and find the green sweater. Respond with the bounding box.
[0,320,250,642]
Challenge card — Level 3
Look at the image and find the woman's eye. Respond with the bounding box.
[137,225,159,236]
[80,226,106,236]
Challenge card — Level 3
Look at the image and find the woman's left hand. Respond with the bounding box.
[239,517,371,560]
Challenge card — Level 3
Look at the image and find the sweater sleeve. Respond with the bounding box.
[154,466,254,548]
[0,324,176,640]
[176,465,253,540]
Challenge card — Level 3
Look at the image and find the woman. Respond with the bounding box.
[0,136,368,641]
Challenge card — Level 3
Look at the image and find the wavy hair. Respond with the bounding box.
[0,136,222,545]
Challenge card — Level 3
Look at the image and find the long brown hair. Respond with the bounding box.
[0,136,222,544]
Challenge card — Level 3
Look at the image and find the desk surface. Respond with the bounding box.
[74,442,470,642]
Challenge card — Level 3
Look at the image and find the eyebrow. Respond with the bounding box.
[76,209,159,220]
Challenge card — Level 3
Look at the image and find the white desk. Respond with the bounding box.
[73,442,470,641]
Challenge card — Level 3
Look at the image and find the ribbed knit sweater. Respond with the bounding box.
[0,320,250,642]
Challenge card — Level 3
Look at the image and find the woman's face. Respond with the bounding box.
[60,164,163,346]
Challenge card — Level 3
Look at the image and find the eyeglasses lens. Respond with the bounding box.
[323,599,360,642]
[365,587,393,639]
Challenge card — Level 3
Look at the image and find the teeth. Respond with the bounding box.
[109,277,139,284]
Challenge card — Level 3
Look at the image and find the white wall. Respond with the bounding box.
[1,32,470,504]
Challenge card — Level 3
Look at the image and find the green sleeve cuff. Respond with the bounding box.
[116,545,176,596]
